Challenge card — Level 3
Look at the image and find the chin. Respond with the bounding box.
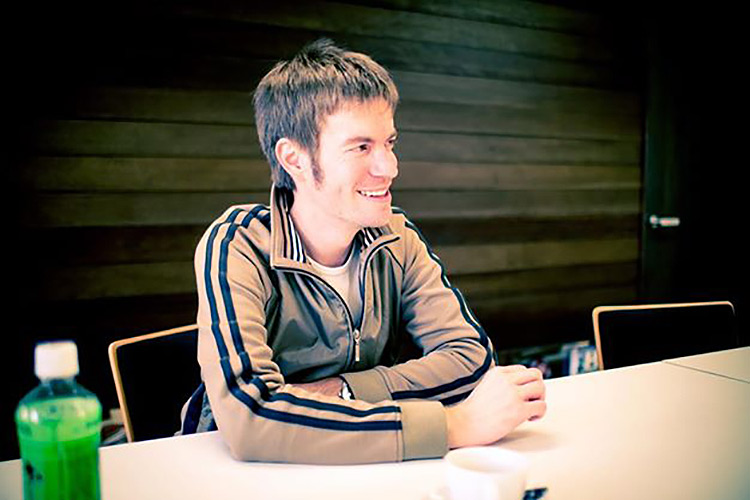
[358,209,392,229]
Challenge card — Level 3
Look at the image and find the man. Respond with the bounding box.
[181,39,546,464]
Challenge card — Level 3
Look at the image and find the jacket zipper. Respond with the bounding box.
[278,267,359,366]
[356,237,399,358]
[280,267,358,365]
[353,235,399,366]
[277,235,398,369]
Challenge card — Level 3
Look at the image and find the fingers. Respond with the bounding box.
[518,379,545,402]
[507,367,544,386]
[480,365,546,403]
[525,400,547,421]
[497,364,527,373]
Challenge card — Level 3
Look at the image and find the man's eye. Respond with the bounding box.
[387,138,398,149]
[351,144,369,153]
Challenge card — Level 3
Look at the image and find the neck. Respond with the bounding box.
[288,193,359,267]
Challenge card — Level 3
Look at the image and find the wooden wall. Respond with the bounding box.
[5,0,644,456]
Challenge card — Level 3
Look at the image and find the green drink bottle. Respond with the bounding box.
[15,341,102,500]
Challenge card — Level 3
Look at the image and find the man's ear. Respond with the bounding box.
[275,138,311,185]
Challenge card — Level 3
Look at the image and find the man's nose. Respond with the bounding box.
[371,147,398,179]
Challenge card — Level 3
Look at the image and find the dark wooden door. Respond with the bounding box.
[641,7,747,341]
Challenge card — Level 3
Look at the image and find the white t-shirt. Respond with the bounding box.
[309,245,362,328]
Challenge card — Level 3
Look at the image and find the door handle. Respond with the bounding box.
[648,214,681,229]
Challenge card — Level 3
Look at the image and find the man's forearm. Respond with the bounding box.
[291,376,345,397]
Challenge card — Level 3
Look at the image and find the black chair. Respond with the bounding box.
[592,301,738,370]
[108,325,200,442]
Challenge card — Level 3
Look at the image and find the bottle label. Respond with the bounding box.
[19,432,100,500]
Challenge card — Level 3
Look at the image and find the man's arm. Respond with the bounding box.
[339,214,495,405]
[195,208,445,464]
[331,214,545,445]
[292,377,344,397]
[301,367,547,448]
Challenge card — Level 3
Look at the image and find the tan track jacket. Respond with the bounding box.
[189,188,494,464]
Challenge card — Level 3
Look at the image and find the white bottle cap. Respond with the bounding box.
[35,341,79,380]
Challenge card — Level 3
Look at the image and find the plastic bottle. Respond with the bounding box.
[15,341,102,500]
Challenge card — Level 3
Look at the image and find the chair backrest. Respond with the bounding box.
[108,325,200,442]
[593,301,737,370]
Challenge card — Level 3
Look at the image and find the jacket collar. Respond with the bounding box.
[269,186,399,271]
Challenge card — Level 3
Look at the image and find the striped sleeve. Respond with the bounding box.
[344,212,494,407]
[195,206,445,464]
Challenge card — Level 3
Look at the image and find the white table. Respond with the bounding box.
[2,352,748,500]
[664,346,750,383]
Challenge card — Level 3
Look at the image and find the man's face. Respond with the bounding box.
[302,98,398,232]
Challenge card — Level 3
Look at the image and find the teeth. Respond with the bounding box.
[359,189,388,197]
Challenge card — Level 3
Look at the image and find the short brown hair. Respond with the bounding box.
[253,39,399,190]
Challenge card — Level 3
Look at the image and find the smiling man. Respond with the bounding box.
[181,39,546,464]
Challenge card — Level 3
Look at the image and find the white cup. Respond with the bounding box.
[444,447,530,500]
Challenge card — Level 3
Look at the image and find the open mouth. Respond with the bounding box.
[357,188,390,199]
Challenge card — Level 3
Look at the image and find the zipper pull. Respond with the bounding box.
[353,329,361,363]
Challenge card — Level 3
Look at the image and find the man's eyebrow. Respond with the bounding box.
[342,131,398,145]
[342,136,374,145]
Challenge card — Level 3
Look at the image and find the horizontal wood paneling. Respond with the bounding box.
[24,226,206,266]
[438,238,637,275]
[50,87,640,141]
[15,0,646,355]
[23,158,271,192]
[470,285,637,319]
[398,102,640,140]
[392,72,641,113]
[72,20,625,89]
[25,190,638,227]
[397,164,640,190]
[36,242,636,300]
[453,263,638,299]
[39,262,195,301]
[185,24,621,87]
[22,216,638,268]
[54,77,642,120]
[24,157,638,192]
[416,215,639,245]
[79,54,275,91]
[175,1,612,61]
[397,133,639,164]
[30,120,260,158]
[24,193,267,227]
[338,0,609,36]
[31,120,640,164]
[90,50,615,91]
[393,190,639,219]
